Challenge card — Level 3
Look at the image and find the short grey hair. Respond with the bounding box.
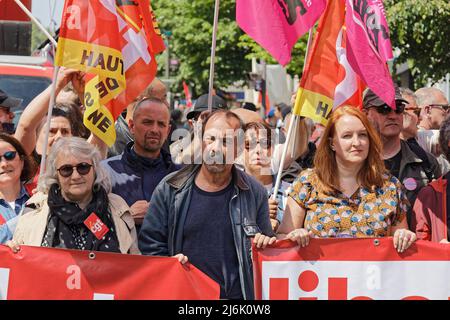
[399,87,417,104]
[439,116,450,163]
[38,137,111,193]
[415,87,446,107]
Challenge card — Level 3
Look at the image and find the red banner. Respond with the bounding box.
[0,245,219,300]
[253,239,450,300]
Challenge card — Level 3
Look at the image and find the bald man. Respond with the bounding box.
[416,87,449,130]
[102,97,180,228]
[108,78,168,157]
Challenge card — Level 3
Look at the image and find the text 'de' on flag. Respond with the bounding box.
[56,0,163,146]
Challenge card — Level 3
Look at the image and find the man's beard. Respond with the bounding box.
[204,163,227,174]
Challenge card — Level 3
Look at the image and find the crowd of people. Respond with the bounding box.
[0,67,449,299]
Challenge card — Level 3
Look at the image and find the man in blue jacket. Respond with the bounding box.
[102,97,181,228]
[138,110,275,300]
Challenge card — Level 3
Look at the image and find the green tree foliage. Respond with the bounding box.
[152,0,251,96]
[385,0,450,87]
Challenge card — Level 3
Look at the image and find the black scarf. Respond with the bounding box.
[41,184,120,253]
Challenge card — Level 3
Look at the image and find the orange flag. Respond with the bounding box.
[55,0,164,146]
[293,0,365,125]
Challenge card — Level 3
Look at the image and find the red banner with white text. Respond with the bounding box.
[253,239,450,300]
[0,245,219,300]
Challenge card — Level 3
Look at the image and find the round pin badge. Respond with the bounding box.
[403,178,417,191]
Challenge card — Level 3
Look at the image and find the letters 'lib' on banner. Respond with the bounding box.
[0,245,219,300]
[252,239,450,300]
[55,0,160,146]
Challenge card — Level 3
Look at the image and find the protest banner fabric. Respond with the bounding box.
[293,0,365,125]
[56,0,161,146]
[182,81,192,108]
[253,238,450,300]
[345,0,395,108]
[0,245,219,300]
[236,0,326,66]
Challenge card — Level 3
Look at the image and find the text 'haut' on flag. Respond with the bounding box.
[55,0,164,147]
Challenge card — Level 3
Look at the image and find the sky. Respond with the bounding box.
[31,0,64,30]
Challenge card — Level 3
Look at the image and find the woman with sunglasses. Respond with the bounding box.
[6,137,139,254]
[277,107,417,253]
[241,121,289,231]
[0,133,37,243]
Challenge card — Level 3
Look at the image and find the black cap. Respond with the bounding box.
[0,89,22,111]
[186,94,227,120]
[363,85,408,109]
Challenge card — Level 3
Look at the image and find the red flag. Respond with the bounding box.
[56,0,161,146]
[182,81,192,108]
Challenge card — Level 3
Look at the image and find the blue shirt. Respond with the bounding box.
[0,186,29,244]
[182,181,243,299]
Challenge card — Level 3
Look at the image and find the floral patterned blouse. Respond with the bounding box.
[289,169,409,238]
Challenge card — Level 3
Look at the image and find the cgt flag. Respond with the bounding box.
[55,0,163,146]
[293,0,365,125]
[236,0,326,66]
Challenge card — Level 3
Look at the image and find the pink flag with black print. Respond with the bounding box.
[236,0,326,66]
[345,0,395,107]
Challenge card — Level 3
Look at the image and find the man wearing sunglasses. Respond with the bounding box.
[0,89,22,135]
[416,87,449,131]
[364,87,441,228]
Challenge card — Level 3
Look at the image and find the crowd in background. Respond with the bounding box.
[0,68,449,299]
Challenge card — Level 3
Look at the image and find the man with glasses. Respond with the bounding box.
[0,89,22,135]
[416,87,449,131]
[364,87,441,227]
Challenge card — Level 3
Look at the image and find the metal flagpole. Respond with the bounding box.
[14,0,58,47]
[272,28,314,199]
[14,0,59,175]
[207,0,220,111]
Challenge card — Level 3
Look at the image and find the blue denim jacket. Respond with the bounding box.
[138,165,274,300]
[0,186,29,244]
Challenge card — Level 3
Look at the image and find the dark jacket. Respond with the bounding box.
[396,140,441,226]
[412,177,448,243]
[101,142,181,207]
[138,165,274,300]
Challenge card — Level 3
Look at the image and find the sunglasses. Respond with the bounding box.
[57,162,93,178]
[370,103,405,115]
[0,151,17,162]
[429,104,450,112]
[244,139,271,150]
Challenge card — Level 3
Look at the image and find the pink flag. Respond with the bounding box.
[345,0,395,107]
[236,0,326,66]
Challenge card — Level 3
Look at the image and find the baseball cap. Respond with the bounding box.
[363,85,408,109]
[186,94,227,120]
[0,89,22,111]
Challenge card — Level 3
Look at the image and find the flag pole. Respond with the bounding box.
[272,28,314,198]
[207,0,220,111]
[14,0,59,176]
[14,0,58,47]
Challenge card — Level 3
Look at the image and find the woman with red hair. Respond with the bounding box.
[277,106,416,253]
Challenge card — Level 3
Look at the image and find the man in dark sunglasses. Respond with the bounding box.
[364,86,441,228]
[416,87,449,130]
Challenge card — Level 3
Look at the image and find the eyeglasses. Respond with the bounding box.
[429,104,450,112]
[57,162,93,178]
[404,106,421,117]
[0,151,17,162]
[369,103,405,115]
[245,139,271,150]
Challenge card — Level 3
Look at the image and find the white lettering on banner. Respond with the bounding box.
[0,268,10,300]
[262,261,450,300]
[93,293,115,300]
[66,5,81,30]
[66,265,81,290]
